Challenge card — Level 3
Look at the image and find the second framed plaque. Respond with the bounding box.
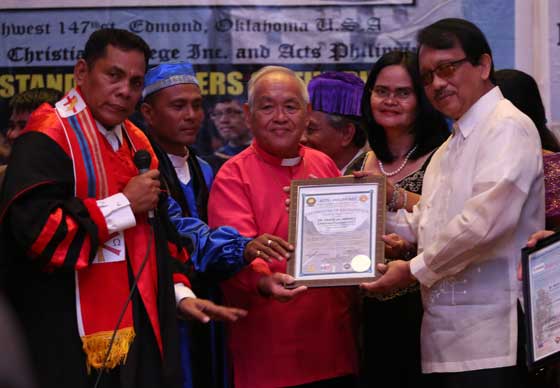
[522,231,560,370]
[287,176,386,287]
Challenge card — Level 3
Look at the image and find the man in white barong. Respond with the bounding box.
[361,18,544,388]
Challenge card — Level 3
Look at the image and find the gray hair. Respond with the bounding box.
[247,66,309,110]
[325,113,367,148]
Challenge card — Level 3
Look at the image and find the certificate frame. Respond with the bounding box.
[287,176,385,287]
[522,231,560,370]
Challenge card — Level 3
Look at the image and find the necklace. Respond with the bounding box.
[377,145,418,177]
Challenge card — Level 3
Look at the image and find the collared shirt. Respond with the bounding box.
[387,86,544,372]
[96,120,123,150]
[95,122,135,234]
[167,152,191,185]
[168,151,214,220]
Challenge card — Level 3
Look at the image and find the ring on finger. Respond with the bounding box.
[267,239,273,247]
[256,250,262,257]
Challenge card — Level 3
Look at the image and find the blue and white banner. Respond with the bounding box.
[3,0,415,7]
[0,0,517,100]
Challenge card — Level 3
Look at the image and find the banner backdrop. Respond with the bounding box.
[0,0,519,152]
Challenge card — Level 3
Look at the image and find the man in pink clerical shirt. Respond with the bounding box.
[208,66,359,388]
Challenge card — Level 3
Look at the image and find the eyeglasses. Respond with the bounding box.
[210,108,243,120]
[420,58,469,86]
[371,86,414,101]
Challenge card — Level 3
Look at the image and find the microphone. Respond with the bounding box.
[133,150,155,219]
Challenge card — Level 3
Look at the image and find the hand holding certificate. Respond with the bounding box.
[287,176,386,287]
[522,231,560,369]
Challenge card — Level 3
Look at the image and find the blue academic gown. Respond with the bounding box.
[168,156,247,388]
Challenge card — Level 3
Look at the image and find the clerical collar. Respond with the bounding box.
[281,156,301,166]
[167,152,191,185]
[96,121,123,151]
[251,140,304,167]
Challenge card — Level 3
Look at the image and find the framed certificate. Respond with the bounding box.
[522,231,560,369]
[287,176,385,287]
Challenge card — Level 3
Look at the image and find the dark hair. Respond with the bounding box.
[82,28,151,71]
[9,88,63,114]
[417,18,496,84]
[210,97,244,115]
[495,69,560,153]
[326,114,367,148]
[361,50,449,163]
[212,96,244,106]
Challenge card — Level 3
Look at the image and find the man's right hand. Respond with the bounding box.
[257,273,307,302]
[526,230,555,248]
[360,260,416,296]
[123,170,161,215]
[383,233,414,259]
[519,230,556,280]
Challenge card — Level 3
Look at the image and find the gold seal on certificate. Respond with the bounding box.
[287,176,385,287]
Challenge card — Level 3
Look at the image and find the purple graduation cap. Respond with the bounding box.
[307,72,365,117]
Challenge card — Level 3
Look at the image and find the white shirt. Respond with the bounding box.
[95,122,135,233]
[167,152,191,185]
[96,120,123,150]
[387,87,544,373]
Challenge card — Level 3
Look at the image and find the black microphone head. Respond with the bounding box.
[133,150,152,171]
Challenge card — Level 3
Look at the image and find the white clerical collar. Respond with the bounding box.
[251,141,304,167]
[281,156,302,166]
[96,121,123,151]
[167,152,191,185]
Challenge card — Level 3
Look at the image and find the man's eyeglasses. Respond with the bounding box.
[420,58,469,86]
[210,108,243,120]
[371,86,414,101]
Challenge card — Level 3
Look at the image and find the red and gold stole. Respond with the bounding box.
[44,88,162,371]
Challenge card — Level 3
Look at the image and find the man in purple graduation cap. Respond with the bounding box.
[301,71,368,174]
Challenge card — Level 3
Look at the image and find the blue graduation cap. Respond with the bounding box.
[143,62,199,99]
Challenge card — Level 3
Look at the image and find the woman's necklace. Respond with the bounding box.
[377,145,418,177]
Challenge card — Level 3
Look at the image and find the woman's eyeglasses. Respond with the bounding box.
[371,86,414,101]
[420,58,469,86]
